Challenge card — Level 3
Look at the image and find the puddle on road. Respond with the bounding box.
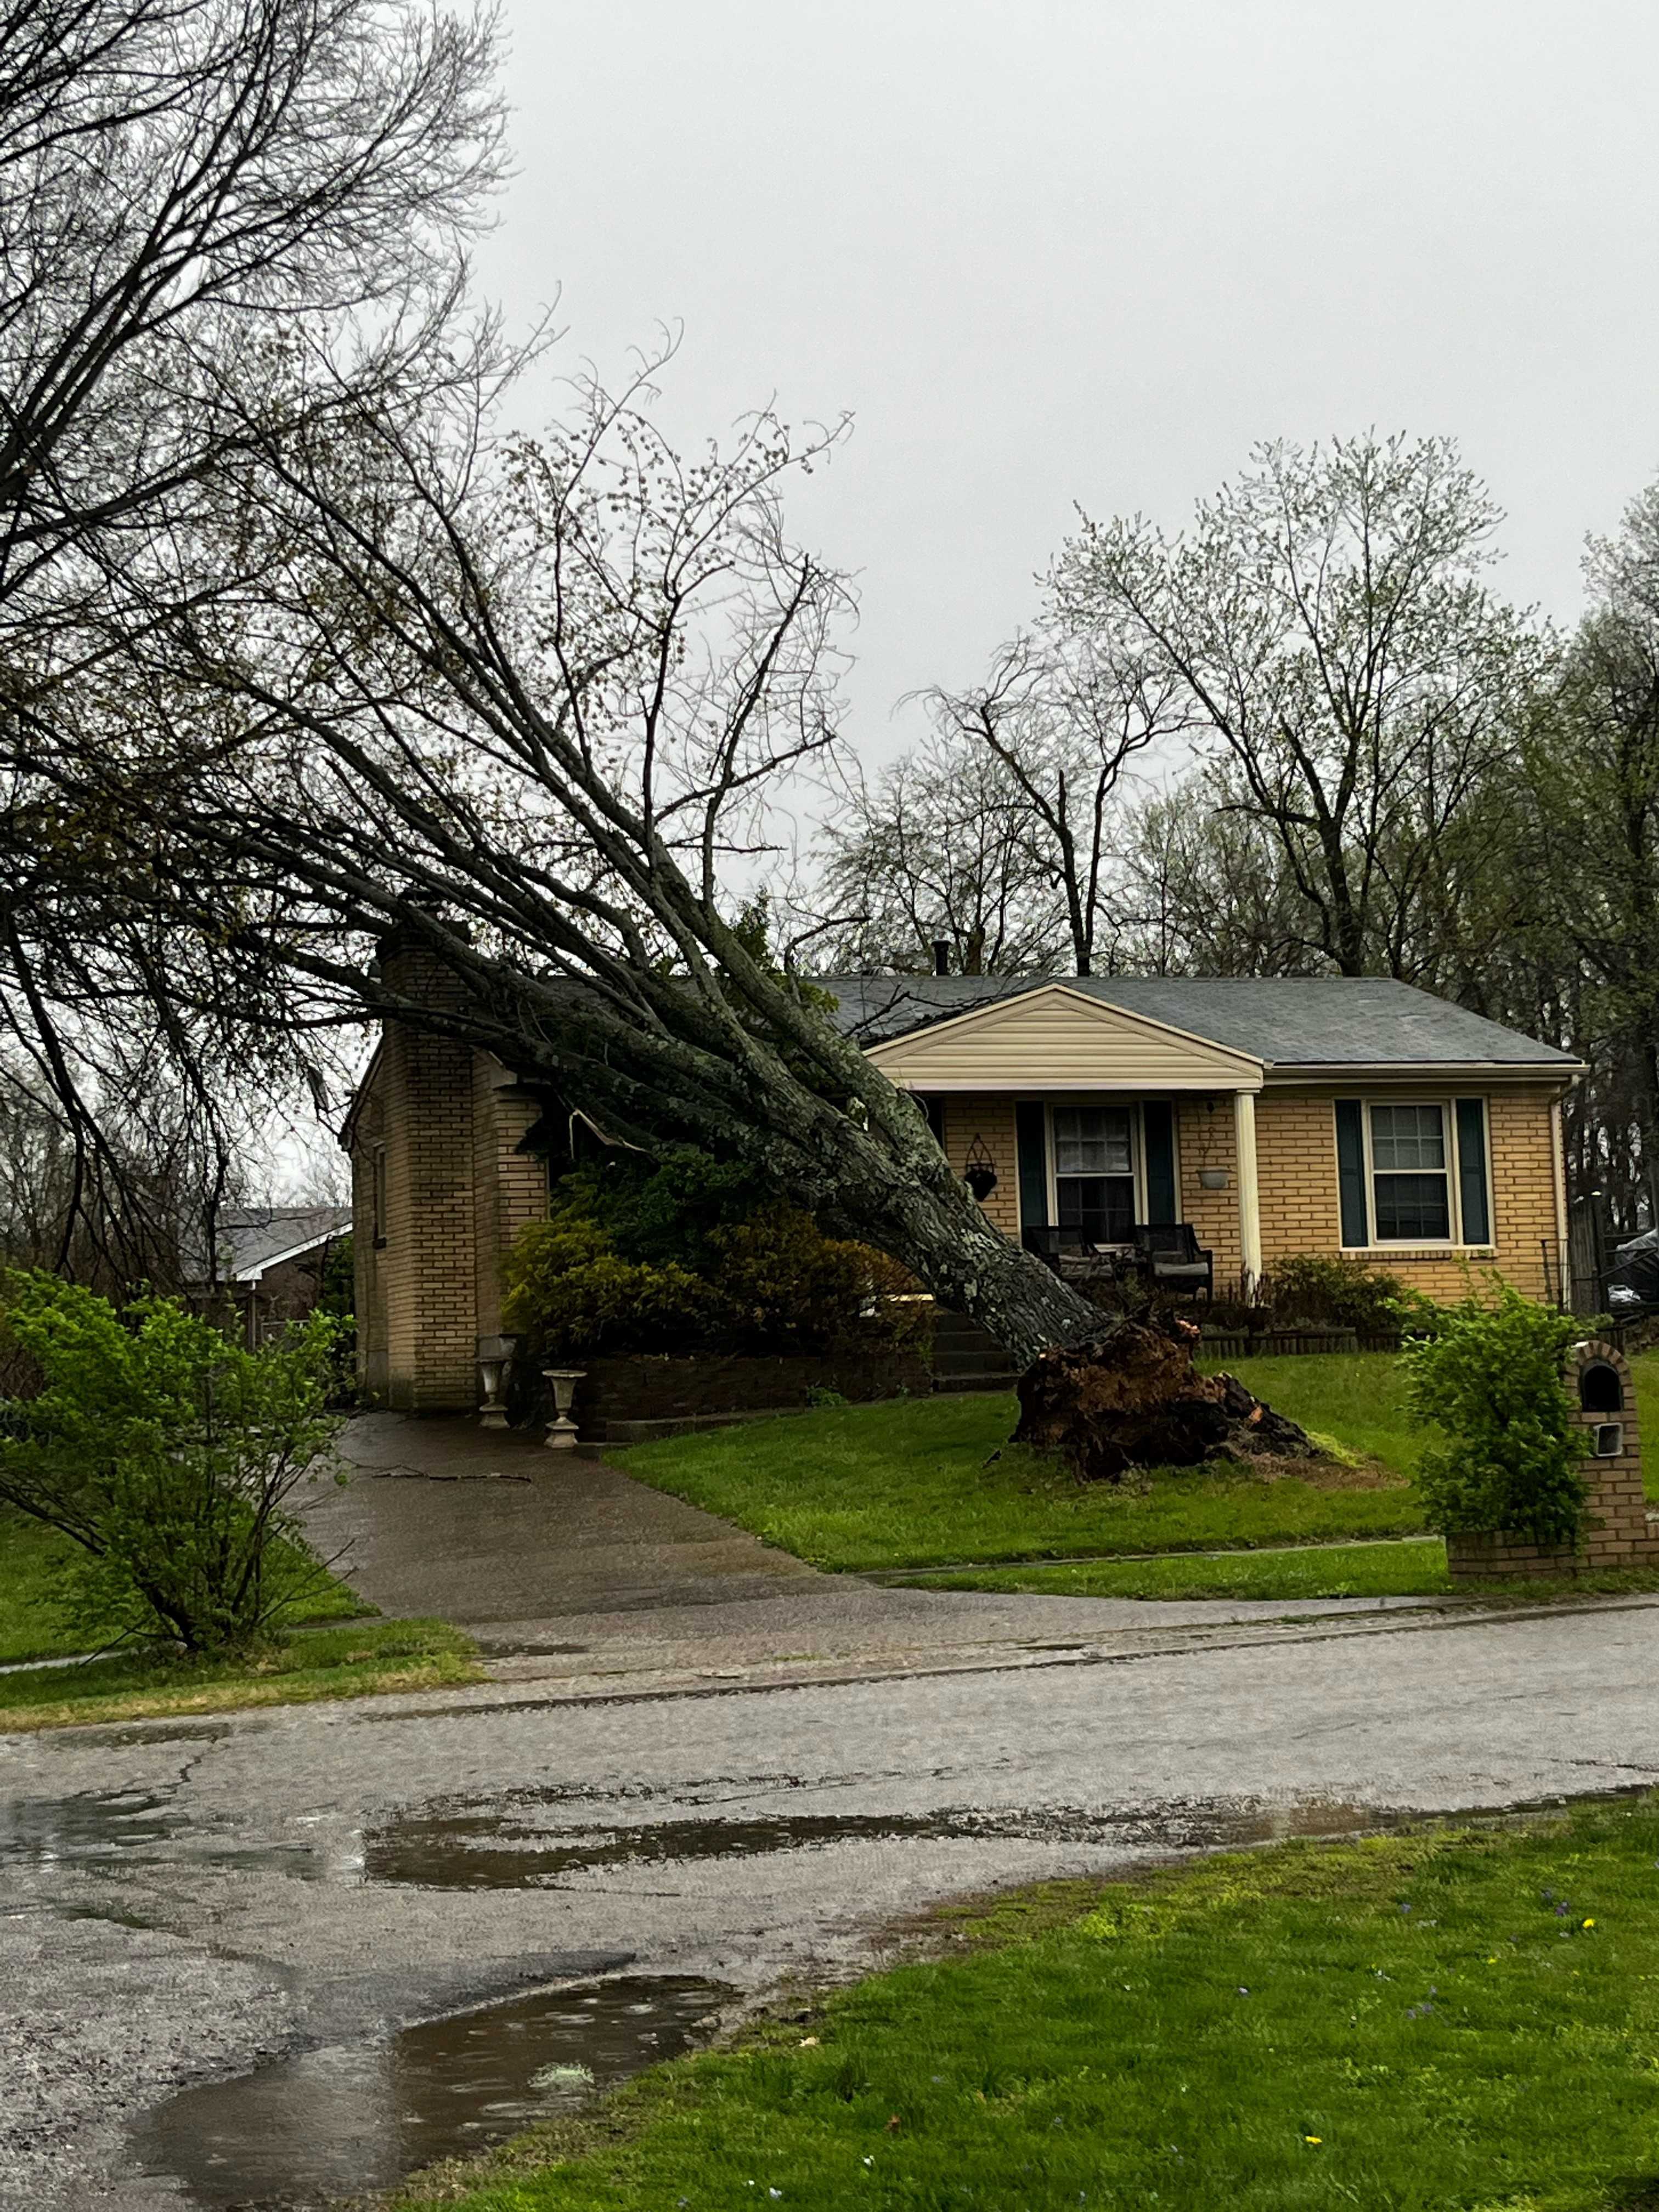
[363,1794,1404,1889]
[17,1781,1643,1899]
[130,1974,733,2210]
[0,1790,329,1881]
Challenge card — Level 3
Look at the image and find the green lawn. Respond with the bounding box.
[402,1794,1659,2212]
[619,1350,1659,1586]
[0,1503,368,1664]
[617,1354,1428,1573]
[0,1617,482,1732]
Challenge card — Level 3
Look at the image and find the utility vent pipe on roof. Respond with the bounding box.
[932,939,950,977]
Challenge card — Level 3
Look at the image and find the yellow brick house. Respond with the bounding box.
[345,960,1582,1411]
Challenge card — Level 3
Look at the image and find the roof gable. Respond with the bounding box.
[865,981,1263,1091]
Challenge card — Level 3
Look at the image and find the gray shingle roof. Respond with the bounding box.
[817,973,1582,1070]
[213,1205,352,1282]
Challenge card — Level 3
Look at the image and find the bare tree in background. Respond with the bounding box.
[817,630,1181,979]
[1113,774,1329,977]
[816,727,1068,976]
[0,0,504,1274]
[1051,433,1548,978]
[913,631,1186,975]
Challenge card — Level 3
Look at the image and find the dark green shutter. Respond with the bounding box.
[1015,1103,1048,1231]
[1335,1100,1369,1248]
[1456,1098,1490,1244]
[1142,1100,1177,1224]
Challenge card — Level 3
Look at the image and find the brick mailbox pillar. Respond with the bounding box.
[1447,1339,1659,1579]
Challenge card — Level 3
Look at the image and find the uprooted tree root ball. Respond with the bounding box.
[1012,1317,1317,1483]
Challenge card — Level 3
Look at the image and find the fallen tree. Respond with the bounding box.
[0,19,1300,1463]
[9,354,1319,1460]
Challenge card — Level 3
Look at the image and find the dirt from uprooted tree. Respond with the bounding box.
[1012,1318,1317,1483]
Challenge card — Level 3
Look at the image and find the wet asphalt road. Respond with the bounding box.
[7,1593,1659,2210]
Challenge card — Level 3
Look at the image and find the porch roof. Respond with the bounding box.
[821,973,1583,1076]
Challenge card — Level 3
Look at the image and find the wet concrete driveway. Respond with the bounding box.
[9,1588,1659,2208]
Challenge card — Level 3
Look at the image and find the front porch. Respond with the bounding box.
[920,1088,1264,1296]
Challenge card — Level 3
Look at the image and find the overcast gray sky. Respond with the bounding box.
[478,0,1659,759]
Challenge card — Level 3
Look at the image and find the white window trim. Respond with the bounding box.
[1339,1096,1495,1253]
[1046,1099,1146,1242]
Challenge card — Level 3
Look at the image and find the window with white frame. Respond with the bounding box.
[1335,1097,1492,1248]
[1369,1102,1451,1240]
[1052,1105,1136,1244]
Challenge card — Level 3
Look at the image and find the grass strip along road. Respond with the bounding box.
[0,1618,482,1732]
[402,1793,1659,2212]
[0,1505,482,1730]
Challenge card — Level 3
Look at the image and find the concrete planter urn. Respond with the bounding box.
[475,1333,517,1429]
[541,1368,586,1451]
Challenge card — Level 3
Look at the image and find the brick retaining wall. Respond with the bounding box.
[511,1347,934,1443]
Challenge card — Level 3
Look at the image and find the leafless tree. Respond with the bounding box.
[912,631,1187,975]
[0,0,504,1276]
[816,725,1068,976]
[1051,433,1548,978]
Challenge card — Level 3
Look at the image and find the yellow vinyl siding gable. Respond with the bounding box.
[867,983,1263,1093]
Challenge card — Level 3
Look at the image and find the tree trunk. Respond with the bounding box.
[826,1164,1111,1370]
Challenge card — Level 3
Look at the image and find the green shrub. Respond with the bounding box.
[501,1159,928,1364]
[1265,1253,1415,1334]
[1403,1279,1589,1545]
[501,1215,716,1362]
[0,1272,344,1654]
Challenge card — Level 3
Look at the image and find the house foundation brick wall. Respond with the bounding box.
[1446,1339,1659,1579]
[551,1349,934,1442]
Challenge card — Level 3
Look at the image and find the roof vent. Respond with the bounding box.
[932,939,950,977]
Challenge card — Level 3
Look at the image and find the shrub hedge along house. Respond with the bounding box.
[342,949,1583,1412]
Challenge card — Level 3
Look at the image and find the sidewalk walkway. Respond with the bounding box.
[300,1414,1435,1692]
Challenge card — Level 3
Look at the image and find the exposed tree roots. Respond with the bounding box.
[1012,1314,1317,1482]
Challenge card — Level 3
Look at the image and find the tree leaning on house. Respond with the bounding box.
[0,9,1304,1462]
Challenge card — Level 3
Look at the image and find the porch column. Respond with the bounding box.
[1234,1088,1263,1291]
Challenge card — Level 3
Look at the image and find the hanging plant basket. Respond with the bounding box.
[964,1136,999,1201]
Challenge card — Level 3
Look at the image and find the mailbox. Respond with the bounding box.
[1579,1359,1624,1415]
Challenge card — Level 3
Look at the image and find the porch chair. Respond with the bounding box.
[1131,1222,1214,1300]
[1022,1224,1120,1286]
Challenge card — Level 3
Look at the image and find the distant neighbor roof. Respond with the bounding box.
[212,1204,352,1283]
[818,973,1583,1071]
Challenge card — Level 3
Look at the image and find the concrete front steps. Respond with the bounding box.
[932,1309,1018,1394]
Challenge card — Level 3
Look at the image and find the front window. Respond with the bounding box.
[1053,1106,1136,1244]
[1368,1102,1451,1241]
